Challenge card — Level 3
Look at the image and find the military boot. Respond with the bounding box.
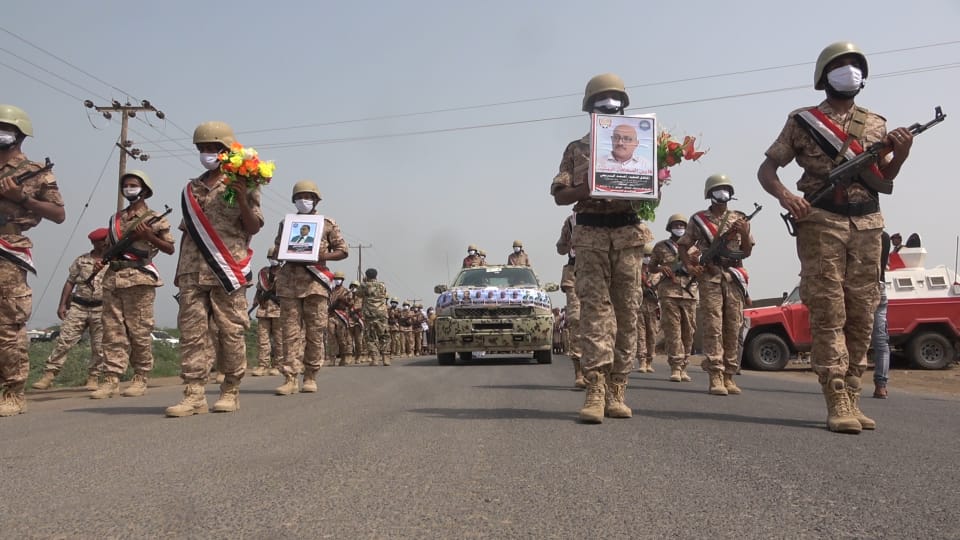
[165,383,209,417]
[121,373,148,397]
[821,378,862,434]
[0,383,27,417]
[578,370,606,424]
[368,357,378,367]
[708,371,728,396]
[572,358,586,389]
[337,355,347,367]
[604,373,632,419]
[643,358,655,373]
[844,375,876,430]
[212,378,240,413]
[383,356,392,366]
[267,367,281,376]
[275,374,300,396]
[84,374,100,391]
[723,373,742,395]
[250,366,268,377]
[31,370,57,390]
[90,375,120,399]
[679,366,692,382]
[302,370,318,393]
[669,365,683,382]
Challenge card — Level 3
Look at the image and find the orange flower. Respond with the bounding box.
[230,142,243,151]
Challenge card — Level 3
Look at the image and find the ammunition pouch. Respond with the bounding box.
[576,212,639,228]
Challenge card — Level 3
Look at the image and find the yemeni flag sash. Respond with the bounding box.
[727,266,749,294]
[305,264,334,291]
[0,237,36,274]
[181,184,252,293]
[665,239,679,256]
[109,212,160,281]
[794,107,885,188]
[692,210,720,243]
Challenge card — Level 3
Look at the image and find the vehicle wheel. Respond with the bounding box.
[534,349,552,364]
[437,352,455,365]
[746,333,789,371]
[908,331,955,370]
[459,351,473,362]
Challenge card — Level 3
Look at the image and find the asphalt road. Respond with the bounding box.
[4,355,958,539]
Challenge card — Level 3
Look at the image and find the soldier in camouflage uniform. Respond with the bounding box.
[507,240,531,266]
[165,121,263,417]
[758,42,913,433]
[347,280,365,363]
[650,214,698,382]
[250,249,282,377]
[550,75,654,423]
[399,301,413,356]
[356,268,391,366]
[635,244,660,373]
[679,175,754,397]
[92,170,175,399]
[556,213,585,388]
[0,105,66,417]
[387,297,401,355]
[412,304,425,355]
[462,244,482,268]
[327,271,354,366]
[33,228,108,391]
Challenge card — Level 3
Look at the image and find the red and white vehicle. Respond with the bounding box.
[742,245,960,370]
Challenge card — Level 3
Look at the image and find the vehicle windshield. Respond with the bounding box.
[783,286,802,306]
[453,267,539,288]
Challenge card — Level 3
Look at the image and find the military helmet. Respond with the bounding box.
[478,249,486,257]
[704,173,735,199]
[192,121,236,149]
[291,180,322,203]
[390,297,399,303]
[581,73,630,113]
[349,280,360,288]
[121,169,154,198]
[0,104,33,137]
[512,239,523,248]
[402,300,411,306]
[643,244,654,255]
[665,213,688,231]
[333,271,346,279]
[814,42,868,90]
[467,244,478,252]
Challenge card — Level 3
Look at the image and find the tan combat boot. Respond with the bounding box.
[572,359,586,389]
[267,368,281,376]
[643,358,655,373]
[31,371,57,390]
[212,379,240,413]
[302,370,318,393]
[165,383,209,417]
[250,366,267,377]
[604,373,632,419]
[90,375,120,399]
[368,357,377,367]
[679,366,692,382]
[844,375,876,430]
[383,356,392,366]
[708,371,728,396]
[337,355,347,367]
[275,374,300,395]
[669,365,683,382]
[84,374,100,391]
[0,383,27,417]
[121,373,148,397]
[723,373,742,395]
[822,378,862,434]
[578,370,606,424]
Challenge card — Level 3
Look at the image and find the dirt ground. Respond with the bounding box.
[750,359,960,398]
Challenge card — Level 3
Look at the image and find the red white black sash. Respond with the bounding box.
[727,266,749,297]
[692,211,720,242]
[305,264,334,291]
[664,239,679,256]
[109,212,160,281]
[181,184,252,293]
[0,237,36,274]
[794,107,885,187]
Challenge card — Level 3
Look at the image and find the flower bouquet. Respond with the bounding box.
[634,131,706,221]
[218,142,276,206]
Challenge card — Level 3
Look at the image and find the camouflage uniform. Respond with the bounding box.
[388,303,401,355]
[556,213,584,386]
[507,251,530,266]
[399,306,413,355]
[462,254,482,268]
[348,290,365,361]
[0,154,63,414]
[650,239,698,375]
[328,283,353,364]
[253,266,282,373]
[357,279,390,365]
[42,252,105,377]
[273,215,348,378]
[412,307,425,355]
[636,271,660,372]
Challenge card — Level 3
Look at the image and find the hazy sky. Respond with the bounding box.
[4,0,959,328]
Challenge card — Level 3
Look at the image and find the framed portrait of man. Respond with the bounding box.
[589,113,658,200]
[278,213,324,262]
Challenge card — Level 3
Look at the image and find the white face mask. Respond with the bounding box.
[468,250,477,256]
[513,247,521,254]
[593,97,622,113]
[670,227,686,238]
[0,130,17,147]
[642,256,651,264]
[294,199,315,213]
[710,189,732,203]
[826,65,863,93]
[334,278,344,287]
[199,152,221,170]
[122,187,142,201]
[268,259,280,267]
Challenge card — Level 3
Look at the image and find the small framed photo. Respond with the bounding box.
[589,113,658,200]
[278,213,324,262]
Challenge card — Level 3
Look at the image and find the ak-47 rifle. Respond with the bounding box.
[0,157,54,226]
[699,203,763,267]
[781,106,947,236]
[84,205,173,286]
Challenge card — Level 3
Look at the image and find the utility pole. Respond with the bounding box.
[84,99,165,210]
[350,243,373,281]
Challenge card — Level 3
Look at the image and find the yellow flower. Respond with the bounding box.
[258,161,275,178]
[229,154,243,167]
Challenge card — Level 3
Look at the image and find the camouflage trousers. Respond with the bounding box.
[797,211,880,383]
[636,299,659,364]
[177,284,249,383]
[413,328,423,355]
[564,288,581,360]
[256,315,283,369]
[326,319,351,359]
[102,285,156,376]
[574,243,642,375]
[400,328,413,355]
[0,263,30,389]
[280,294,328,375]
[44,304,104,375]
[660,296,697,368]
[364,317,391,361]
[390,329,401,355]
[350,324,364,358]
[698,274,745,374]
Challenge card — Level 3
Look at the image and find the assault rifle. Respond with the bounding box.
[84,205,173,286]
[0,157,54,226]
[248,289,277,315]
[781,106,947,236]
[699,203,763,267]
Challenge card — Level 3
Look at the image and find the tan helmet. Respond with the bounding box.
[478,249,486,257]
[390,297,399,304]
[192,121,236,149]
[350,280,360,288]
[814,42,868,90]
[467,244,478,252]
[704,173,735,199]
[121,169,154,198]
[0,104,33,137]
[291,180,322,203]
[333,271,345,279]
[581,73,630,112]
[512,239,523,248]
[665,213,688,232]
[643,244,654,255]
